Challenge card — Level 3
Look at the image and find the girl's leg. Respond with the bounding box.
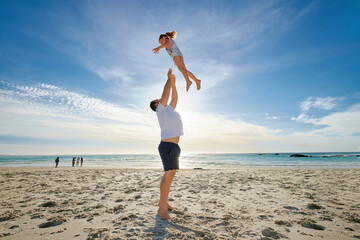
[173,56,192,91]
[186,70,201,90]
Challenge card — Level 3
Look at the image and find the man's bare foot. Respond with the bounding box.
[158,208,171,220]
[158,203,174,211]
[167,203,174,211]
[186,81,192,92]
[195,79,201,90]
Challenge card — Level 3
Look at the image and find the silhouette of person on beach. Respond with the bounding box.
[55,157,60,168]
[81,157,84,167]
[76,157,80,167]
[150,68,183,220]
[72,157,76,167]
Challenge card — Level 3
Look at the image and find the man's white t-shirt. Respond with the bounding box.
[156,103,183,140]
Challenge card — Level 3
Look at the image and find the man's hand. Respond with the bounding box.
[152,47,160,54]
[167,68,176,83]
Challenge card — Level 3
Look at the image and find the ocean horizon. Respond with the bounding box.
[1,152,360,169]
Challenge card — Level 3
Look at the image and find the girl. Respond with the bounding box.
[153,31,201,92]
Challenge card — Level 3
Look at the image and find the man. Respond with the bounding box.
[150,68,183,220]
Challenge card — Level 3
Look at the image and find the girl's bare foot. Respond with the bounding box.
[186,81,192,92]
[195,79,201,90]
[158,208,171,220]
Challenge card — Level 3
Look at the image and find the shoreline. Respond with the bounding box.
[1,165,360,170]
[1,168,359,239]
[1,151,360,156]
[2,152,359,170]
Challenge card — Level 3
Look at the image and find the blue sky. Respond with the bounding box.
[0,0,359,155]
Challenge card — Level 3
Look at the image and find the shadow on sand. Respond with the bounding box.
[148,213,205,239]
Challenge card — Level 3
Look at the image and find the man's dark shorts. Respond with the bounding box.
[158,141,181,171]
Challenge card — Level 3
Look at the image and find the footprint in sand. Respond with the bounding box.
[274,220,292,227]
[261,227,285,239]
[39,201,56,207]
[299,219,325,230]
[307,203,324,210]
[38,216,67,228]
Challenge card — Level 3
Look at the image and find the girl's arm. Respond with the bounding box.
[152,38,169,54]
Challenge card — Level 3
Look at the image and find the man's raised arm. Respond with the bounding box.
[159,69,173,107]
[169,72,178,109]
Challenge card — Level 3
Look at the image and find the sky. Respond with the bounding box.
[0,0,359,155]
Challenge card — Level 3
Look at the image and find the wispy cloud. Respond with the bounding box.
[0,81,285,154]
[24,0,319,102]
[310,103,360,136]
[265,113,279,120]
[291,95,360,136]
[1,81,358,154]
[95,68,135,86]
[300,96,342,111]
[292,96,345,124]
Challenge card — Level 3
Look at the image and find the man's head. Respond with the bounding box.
[150,99,159,112]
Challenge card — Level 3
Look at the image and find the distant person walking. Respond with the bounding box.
[55,157,60,168]
[150,68,183,220]
[81,157,84,167]
[72,157,76,167]
[76,157,80,167]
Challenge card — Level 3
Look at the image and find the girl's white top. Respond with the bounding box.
[156,103,183,140]
[165,38,183,60]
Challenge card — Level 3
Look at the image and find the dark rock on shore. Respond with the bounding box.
[290,154,309,157]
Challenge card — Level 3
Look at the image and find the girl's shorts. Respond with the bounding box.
[158,141,181,171]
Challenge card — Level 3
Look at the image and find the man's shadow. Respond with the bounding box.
[149,213,204,240]
[150,214,169,240]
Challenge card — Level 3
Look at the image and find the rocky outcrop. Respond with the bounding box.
[290,154,309,157]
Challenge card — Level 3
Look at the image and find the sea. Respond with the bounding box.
[0,152,360,169]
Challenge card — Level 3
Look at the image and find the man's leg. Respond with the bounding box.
[158,169,176,220]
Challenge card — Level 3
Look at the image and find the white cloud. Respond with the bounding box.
[0,81,147,125]
[300,96,342,111]
[266,116,279,120]
[311,103,360,136]
[292,103,360,136]
[1,81,359,154]
[0,81,284,154]
[95,68,134,86]
[265,112,279,120]
[292,95,346,124]
[291,113,315,123]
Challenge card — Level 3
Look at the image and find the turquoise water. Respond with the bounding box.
[0,152,360,168]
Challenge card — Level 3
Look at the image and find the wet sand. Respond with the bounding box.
[0,167,359,239]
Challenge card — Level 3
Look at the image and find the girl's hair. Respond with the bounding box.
[159,30,177,41]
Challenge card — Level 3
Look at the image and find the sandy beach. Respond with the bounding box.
[0,167,359,239]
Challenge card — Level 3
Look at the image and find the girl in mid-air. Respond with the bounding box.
[153,30,201,92]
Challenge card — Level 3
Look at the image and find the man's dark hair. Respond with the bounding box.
[150,100,157,112]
